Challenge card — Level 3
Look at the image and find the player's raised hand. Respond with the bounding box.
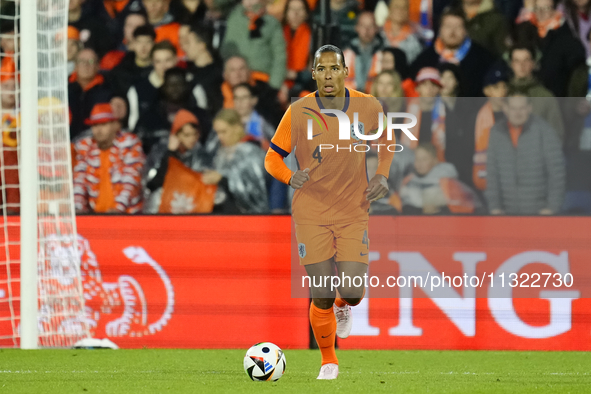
[290,168,310,189]
[366,174,389,201]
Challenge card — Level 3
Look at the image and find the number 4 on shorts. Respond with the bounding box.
[362,230,369,248]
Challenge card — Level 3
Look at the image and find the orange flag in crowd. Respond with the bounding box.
[159,157,216,214]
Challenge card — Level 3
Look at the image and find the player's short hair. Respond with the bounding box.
[150,40,176,58]
[416,142,438,158]
[313,45,346,68]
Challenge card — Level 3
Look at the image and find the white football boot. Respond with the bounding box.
[317,363,339,380]
[334,304,352,339]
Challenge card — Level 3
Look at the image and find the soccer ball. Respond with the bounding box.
[243,342,286,381]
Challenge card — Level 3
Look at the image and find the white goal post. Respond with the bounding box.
[0,0,90,348]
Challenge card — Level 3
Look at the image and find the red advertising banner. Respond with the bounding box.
[340,217,591,351]
[1,216,590,350]
[0,216,308,349]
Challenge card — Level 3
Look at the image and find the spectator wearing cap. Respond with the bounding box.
[143,109,213,212]
[142,0,182,54]
[134,67,211,155]
[343,11,385,93]
[403,67,445,158]
[517,0,586,97]
[410,7,496,97]
[127,40,178,131]
[486,92,565,215]
[68,48,113,140]
[461,0,509,56]
[382,0,425,64]
[67,27,83,77]
[221,0,287,91]
[108,25,156,97]
[508,45,564,140]
[100,12,148,71]
[73,103,145,214]
[473,64,509,192]
[68,0,115,58]
[183,25,224,115]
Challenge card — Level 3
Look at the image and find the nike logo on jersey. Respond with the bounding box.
[360,252,368,256]
[312,133,322,138]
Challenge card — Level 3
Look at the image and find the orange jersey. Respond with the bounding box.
[270,88,393,225]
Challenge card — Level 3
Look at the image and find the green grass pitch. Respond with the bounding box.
[0,349,589,393]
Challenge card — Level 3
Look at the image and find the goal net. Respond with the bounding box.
[0,0,90,348]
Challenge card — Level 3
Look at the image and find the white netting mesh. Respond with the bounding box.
[0,0,90,347]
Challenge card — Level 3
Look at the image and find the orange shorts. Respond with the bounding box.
[295,221,369,265]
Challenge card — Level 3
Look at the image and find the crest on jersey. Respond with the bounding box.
[351,122,364,141]
[298,243,306,258]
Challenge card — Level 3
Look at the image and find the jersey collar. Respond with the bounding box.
[314,88,350,115]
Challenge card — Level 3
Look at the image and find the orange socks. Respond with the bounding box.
[309,302,338,365]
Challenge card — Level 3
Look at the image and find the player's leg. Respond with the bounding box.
[304,259,339,379]
[296,223,339,379]
[335,260,368,305]
[333,221,370,339]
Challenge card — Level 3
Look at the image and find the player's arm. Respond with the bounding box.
[264,106,310,188]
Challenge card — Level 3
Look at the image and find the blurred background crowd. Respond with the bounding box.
[1,0,591,215]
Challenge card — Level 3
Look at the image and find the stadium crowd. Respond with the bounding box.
[2,0,591,215]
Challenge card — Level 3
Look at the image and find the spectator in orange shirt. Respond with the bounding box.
[74,103,145,213]
[282,0,313,97]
